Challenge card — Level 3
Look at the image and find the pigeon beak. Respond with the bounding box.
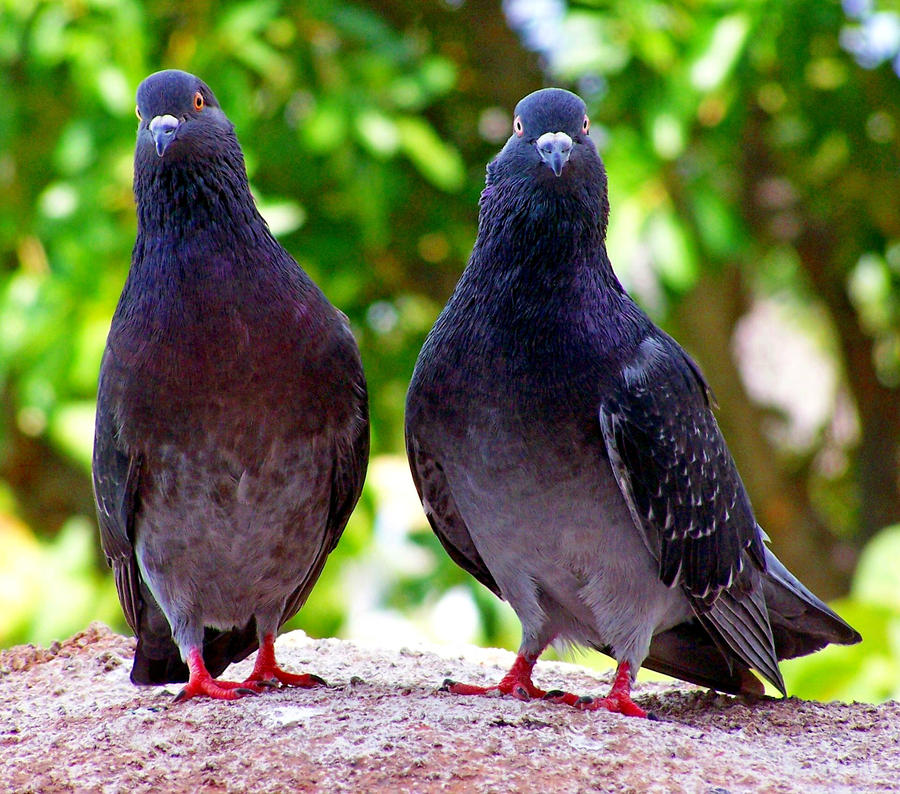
[149,114,180,157]
[537,132,573,177]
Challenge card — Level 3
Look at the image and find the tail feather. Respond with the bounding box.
[643,550,860,696]
[644,621,765,696]
[762,548,861,659]
[695,583,786,695]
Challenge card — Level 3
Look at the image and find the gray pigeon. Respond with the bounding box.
[93,70,369,702]
[405,88,860,717]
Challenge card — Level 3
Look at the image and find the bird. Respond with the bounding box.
[92,69,369,702]
[405,87,861,718]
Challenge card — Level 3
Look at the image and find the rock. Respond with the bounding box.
[0,623,897,792]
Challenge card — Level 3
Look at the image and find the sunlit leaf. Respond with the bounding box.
[419,56,457,96]
[853,524,900,610]
[301,101,349,152]
[256,196,307,237]
[48,401,96,471]
[555,12,630,76]
[690,14,750,91]
[354,109,400,158]
[651,112,685,159]
[647,208,698,292]
[395,116,464,192]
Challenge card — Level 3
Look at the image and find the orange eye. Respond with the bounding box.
[583,114,590,133]
[514,115,524,137]
[135,105,142,121]
[193,91,204,111]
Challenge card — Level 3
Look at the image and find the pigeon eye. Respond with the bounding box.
[582,114,590,134]
[193,91,205,111]
[135,105,142,121]
[514,116,524,137]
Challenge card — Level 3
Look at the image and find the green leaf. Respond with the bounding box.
[647,208,698,292]
[690,14,750,92]
[853,524,900,610]
[256,195,307,237]
[691,188,744,259]
[555,12,630,77]
[301,101,349,152]
[395,116,464,192]
[48,401,96,471]
[419,56,457,97]
[354,109,400,158]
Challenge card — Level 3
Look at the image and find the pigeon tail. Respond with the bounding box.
[695,584,786,696]
[640,549,861,697]
[762,548,862,659]
[643,620,767,696]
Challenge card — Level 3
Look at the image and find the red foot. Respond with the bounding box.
[444,656,647,719]
[173,648,259,703]
[444,653,545,701]
[573,662,647,717]
[172,636,327,703]
[240,634,327,690]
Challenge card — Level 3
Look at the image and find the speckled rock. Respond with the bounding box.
[0,623,896,793]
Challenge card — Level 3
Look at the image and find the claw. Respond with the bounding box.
[241,634,327,690]
[440,656,648,718]
[170,640,329,704]
[172,648,260,703]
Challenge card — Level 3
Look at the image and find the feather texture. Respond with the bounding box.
[406,87,859,700]
[93,70,368,686]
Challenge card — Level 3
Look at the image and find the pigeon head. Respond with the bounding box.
[135,70,232,161]
[132,70,261,238]
[509,88,589,177]
[478,88,610,258]
[491,88,604,189]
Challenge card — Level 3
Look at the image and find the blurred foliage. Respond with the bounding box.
[782,523,900,702]
[1,0,899,704]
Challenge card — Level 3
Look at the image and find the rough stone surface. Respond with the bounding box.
[1,623,896,793]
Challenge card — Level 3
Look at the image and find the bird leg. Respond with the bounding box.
[240,633,327,689]
[444,655,647,718]
[173,647,260,703]
[443,652,547,701]
[559,661,647,718]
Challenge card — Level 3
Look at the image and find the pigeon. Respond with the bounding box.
[93,70,369,702]
[405,88,860,717]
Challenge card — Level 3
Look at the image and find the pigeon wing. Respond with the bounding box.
[92,353,143,634]
[599,335,784,692]
[280,364,370,627]
[406,431,501,598]
[598,335,765,601]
